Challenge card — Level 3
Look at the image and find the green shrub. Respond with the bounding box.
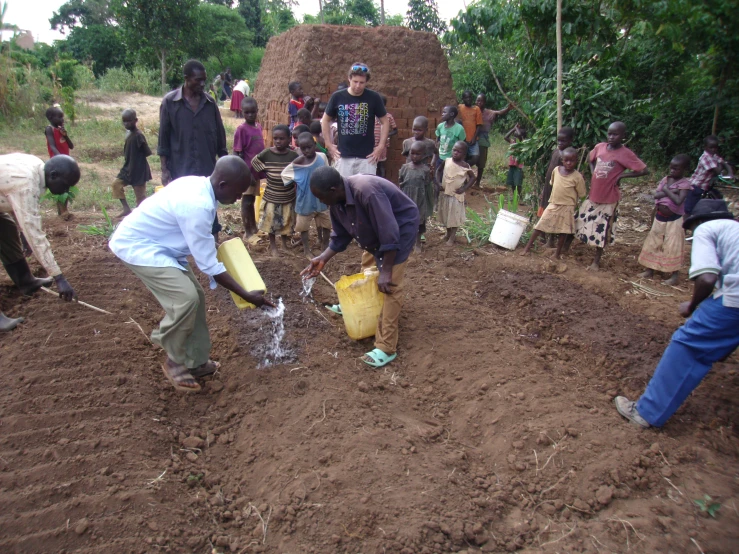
[74,64,96,90]
[98,66,160,96]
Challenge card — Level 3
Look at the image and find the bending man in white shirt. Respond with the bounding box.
[109,156,274,393]
[0,153,80,331]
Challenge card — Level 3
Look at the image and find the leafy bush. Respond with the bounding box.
[98,66,161,96]
[0,58,55,124]
[73,64,96,90]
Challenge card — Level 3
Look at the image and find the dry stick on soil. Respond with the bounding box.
[319,271,335,287]
[39,286,114,314]
[608,516,645,550]
[246,503,272,544]
[303,399,328,435]
[126,317,152,343]
[539,521,577,547]
[691,537,705,554]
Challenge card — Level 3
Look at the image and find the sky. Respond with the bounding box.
[3,0,466,45]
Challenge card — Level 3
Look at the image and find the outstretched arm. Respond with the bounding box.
[617,167,649,184]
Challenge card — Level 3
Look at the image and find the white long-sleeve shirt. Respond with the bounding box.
[0,153,62,276]
[109,176,226,284]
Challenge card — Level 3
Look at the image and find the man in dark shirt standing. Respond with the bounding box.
[301,166,419,368]
[158,59,228,236]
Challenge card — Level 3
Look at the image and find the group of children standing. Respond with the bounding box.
[519,121,735,283]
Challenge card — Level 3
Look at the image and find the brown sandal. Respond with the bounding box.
[190,360,221,379]
[161,362,201,393]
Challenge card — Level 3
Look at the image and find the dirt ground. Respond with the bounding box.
[1,178,738,554]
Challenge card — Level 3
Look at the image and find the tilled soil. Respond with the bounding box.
[0,204,737,554]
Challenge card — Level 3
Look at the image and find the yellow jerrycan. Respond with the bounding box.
[254,182,266,219]
[154,185,164,193]
[335,269,385,340]
[216,238,266,309]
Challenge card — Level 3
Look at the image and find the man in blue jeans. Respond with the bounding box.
[615,199,739,428]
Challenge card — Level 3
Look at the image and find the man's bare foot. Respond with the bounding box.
[587,262,600,271]
[58,211,73,221]
[269,245,279,258]
[638,269,654,279]
[414,244,422,255]
[445,238,455,246]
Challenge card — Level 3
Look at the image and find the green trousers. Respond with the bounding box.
[123,261,211,369]
[0,213,25,266]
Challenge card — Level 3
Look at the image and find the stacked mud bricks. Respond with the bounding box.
[254,25,456,184]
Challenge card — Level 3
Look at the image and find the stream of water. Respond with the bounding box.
[258,298,292,368]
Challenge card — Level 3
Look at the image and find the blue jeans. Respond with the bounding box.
[636,296,739,427]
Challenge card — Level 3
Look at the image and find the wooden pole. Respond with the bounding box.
[319,0,324,24]
[556,0,563,131]
[380,0,385,25]
[39,287,113,315]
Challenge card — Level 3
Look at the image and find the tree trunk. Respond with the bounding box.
[556,0,563,131]
[712,65,728,135]
[319,0,324,24]
[160,51,167,95]
[380,0,385,25]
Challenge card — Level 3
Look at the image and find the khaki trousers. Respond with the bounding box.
[360,251,407,355]
[0,213,24,266]
[123,261,211,368]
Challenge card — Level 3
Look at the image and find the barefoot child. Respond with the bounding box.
[540,127,575,246]
[575,121,649,270]
[434,105,467,197]
[504,123,526,196]
[251,125,299,256]
[521,147,585,259]
[399,142,432,253]
[637,155,692,285]
[45,107,75,220]
[282,132,330,257]
[113,109,151,217]
[402,116,437,220]
[436,141,475,246]
[232,97,265,239]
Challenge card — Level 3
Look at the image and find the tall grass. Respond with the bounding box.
[98,66,161,96]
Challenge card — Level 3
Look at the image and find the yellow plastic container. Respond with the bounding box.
[216,238,266,309]
[335,270,385,340]
[154,185,164,193]
[254,182,266,218]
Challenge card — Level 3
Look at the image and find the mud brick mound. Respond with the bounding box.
[254,24,456,182]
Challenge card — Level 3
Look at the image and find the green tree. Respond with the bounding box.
[305,0,379,26]
[406,0,445,35]
[63,24,125,76]
[111,0,199,92]
[238,0,270,47]
[49,0,114,33]
[192,4,252,67]
[385,13,404,26]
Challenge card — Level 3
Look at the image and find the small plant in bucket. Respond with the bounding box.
[498,187,519,214]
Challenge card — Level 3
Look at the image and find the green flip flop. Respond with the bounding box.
[361,348,397,368]
[325,304,342,315]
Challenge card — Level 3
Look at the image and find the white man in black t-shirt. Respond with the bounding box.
[321,63,390,177]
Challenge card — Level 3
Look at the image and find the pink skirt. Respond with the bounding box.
[230,90,245,112]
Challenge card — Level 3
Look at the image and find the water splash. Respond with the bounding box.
[300,276,316,302]
[258,298,292,368]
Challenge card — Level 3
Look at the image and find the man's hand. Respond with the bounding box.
[678,301,693,318]
[161,168,172,186]
[54,275,75,302]
[377,269,396,294]
[243,291,276,309]
[327,143,340,161]
[301,256,327,279]
[367,146,385,165]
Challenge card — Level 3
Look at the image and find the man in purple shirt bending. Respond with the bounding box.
[301,166,419,368]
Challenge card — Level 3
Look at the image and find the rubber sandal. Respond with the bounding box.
[161,363,201,393]
[361,348,397,368]
[191,360,220,379]
[325,304,342,315]
[420,234,426,243]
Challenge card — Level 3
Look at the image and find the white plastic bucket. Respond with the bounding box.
[489,209,529,250]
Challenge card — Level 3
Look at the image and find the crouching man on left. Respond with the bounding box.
[0,153,80,331]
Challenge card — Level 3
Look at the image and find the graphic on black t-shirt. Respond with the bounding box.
[337,101,370,137]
